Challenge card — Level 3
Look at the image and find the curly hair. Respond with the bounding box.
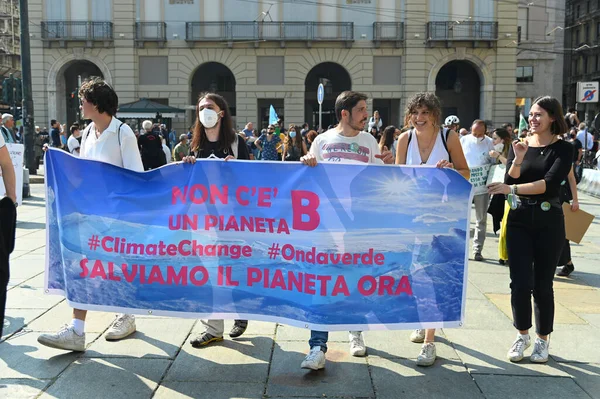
[404,92,442,128]
[78,77,118,116]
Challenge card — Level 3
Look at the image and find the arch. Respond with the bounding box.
[47,54,112,127]
[427,53,493,122]
[190,62,237,117]
[304,62,352,129]
[435,61,481,128]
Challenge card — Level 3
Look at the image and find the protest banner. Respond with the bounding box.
[44,149,474,331]
[469,165,491,196]
[0,143,24,205]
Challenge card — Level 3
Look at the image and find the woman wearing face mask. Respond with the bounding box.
[487,128,513,265]
[395,92,469,368]
[183,93,250,347]
[255,124,281,161]
[282,125,307,162]
[488,96,573,364]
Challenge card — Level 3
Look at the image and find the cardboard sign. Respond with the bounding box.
[470,165,491,195]
[563,203,595,244]
[486,164,506,186]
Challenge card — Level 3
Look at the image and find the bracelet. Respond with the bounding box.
[512,184,518,195]
[513,162,522,167]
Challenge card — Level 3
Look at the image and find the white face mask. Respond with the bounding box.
[199,108,220,129]
[494,143,504,153]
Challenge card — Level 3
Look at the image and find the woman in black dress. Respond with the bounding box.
[488,96,573,364]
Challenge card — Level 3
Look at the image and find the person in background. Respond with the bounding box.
[169,128,177,151]
[242,122,254,139]
[282,125,307,162]
[255,124,281,161]
[368,110,383,134]
[0,114,15,144]
[300,123,309,137]
[60,124,67,147]
[67,125,82,157]
[305,130,317,151]
[502,123,514,139]
[379,125,398,161]
[459,128,469,137]
[49,120,61,148]
[161,137,172,164]
[173,133,190,162]
[556,166,579,277]
[487,128,512,265]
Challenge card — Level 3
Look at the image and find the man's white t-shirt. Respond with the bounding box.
[460,134,494,168]
[67,135,80,157]
[80,117,144,172]
[0,130,5,149]
[309,128,383,164]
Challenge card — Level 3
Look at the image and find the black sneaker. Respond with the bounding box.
[190,332,223,348]
[229,320,248,338]
[499,259,506,265]
[556,263,575,277]
[474,253,484,261]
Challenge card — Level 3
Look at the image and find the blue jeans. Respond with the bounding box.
[309,330,329,352]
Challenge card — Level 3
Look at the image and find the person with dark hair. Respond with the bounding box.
[395,91,469,367]
[67,125,82,157]
[49,119,61,148]
[565,107,579,130]
[300,123,309,137]
[182,92,250,347]
[299,90,394,371]
[255,124,281,161]
[461,119,495,262]
[379,125,398,160]
[38,76,144,352]
[488,96,573,364]
[282,125,307,161]
[502,123,514,139]
[489,128,512,166]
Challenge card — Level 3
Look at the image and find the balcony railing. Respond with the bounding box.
[135,22,167,42]
[426,21,498,45]
[41,21,114,41]
[186,22,354,43]
[373,22,404,46]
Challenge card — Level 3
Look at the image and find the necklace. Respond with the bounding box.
[416,129,437,164]
[540,136,557,155]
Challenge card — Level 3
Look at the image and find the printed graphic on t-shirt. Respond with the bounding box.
[321,142,370,163]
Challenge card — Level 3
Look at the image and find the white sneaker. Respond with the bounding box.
[105,314,136,341]
[410,329,426,343]
[37,324,85,352]
[349,331,366,357]
[301,346,326,370]
[530,337,549,363]
[507,334,531,362]
[416,342,436,367]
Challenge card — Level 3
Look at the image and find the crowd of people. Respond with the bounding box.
[0,76,583,376]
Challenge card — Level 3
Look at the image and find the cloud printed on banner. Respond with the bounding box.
[412,213,458,225]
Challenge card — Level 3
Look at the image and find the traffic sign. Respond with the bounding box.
[577,82,599,103]
[317,83,324,105]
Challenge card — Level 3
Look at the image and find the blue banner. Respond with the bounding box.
[44,149,473,331]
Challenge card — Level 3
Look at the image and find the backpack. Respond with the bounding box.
[139,131,167,170]
[406,127,452,164]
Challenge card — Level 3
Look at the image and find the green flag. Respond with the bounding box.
[518,113,528,133]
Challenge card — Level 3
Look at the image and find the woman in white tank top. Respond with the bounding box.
[395,92,470,367]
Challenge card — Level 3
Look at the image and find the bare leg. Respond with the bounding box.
[73,309,87,321]
[424,328,436,343]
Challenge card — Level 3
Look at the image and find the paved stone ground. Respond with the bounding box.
[1,184,599,399]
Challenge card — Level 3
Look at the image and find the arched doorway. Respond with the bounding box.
[305,62,352,130]
[435,61,481,129]
[190,62,236,123]
[60,61,103,127]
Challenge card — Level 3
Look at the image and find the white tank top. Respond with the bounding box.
[405,128,450,166]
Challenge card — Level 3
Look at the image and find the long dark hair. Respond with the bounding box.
[493,128,512,158]
[191,93,235,154]
[287,125,306,155]
[380,125,396,151]
[532,96,569,135]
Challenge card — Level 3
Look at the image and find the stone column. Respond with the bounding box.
[113,0,137,105]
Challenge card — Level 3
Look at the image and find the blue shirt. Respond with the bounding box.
[242,128,253,138]
[258,133,281,161]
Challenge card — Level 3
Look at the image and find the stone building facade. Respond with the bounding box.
[29,0,517,132]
